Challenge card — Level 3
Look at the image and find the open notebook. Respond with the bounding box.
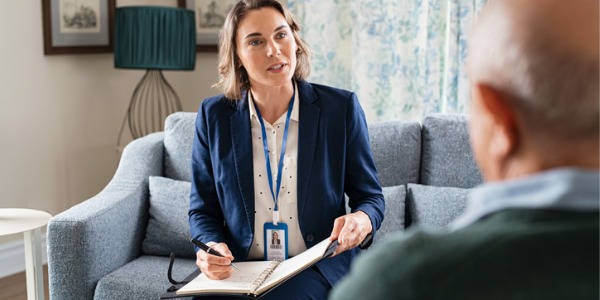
[176,238,338,297]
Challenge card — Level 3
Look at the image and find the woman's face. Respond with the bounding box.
[235,7,298,90]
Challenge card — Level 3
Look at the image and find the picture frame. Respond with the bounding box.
[178,0,238,52]
[42,0,116,55]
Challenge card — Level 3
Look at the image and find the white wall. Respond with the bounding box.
[0,1,219,246]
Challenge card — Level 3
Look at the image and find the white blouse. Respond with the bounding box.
[246,85,307,260]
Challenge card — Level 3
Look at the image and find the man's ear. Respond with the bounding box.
[474,83,519,164]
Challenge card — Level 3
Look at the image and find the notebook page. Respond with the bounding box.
[177,261,273,295]
[255,238,333,294]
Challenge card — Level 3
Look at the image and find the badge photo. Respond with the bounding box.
[264,222,288,261]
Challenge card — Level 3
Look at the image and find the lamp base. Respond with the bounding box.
[117,69,182,146]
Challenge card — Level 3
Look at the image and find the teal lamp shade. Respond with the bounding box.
[113,6,196,143]
[114,6,196,70]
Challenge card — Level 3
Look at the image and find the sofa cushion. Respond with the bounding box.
[346,185,405,243]
[164,112,196,182]
[369,121,421,187]
[419,114,483,188]
[406,183,469,230]
[95,255,196,300]
[164,112,423,187]
[142,176,195,258]
[374,185,406,242]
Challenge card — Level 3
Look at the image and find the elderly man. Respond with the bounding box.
[329,0,599,299]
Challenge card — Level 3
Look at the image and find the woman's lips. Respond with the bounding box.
[267,63,287,72]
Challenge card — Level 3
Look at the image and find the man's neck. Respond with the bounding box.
[490,141,600,182]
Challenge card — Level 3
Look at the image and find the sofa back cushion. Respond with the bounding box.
[419,114,483,188]
[368,121,421,187]
[164,112,196,182]
[164,112,422,187]
[405,183,469,230]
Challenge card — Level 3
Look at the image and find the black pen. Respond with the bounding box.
[191,238,239,270]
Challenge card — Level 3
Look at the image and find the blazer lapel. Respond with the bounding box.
[296,81,320,221]
[230,96,255,231]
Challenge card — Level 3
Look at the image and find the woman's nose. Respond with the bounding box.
[267,40,281,57]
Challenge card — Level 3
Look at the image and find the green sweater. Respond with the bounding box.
[330,209,599,300]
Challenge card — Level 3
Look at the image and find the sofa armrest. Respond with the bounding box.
[47,132,165,300]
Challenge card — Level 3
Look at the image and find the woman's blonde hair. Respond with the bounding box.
[212,0,312,100]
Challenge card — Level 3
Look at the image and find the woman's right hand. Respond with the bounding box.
[195,243,235,280]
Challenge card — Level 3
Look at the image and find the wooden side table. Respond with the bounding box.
[0,208,52,300]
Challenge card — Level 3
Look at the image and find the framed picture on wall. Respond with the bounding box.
[42,0,116,55]
[178,0,238,52]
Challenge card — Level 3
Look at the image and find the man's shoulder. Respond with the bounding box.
[332,211,599,300]
[364,227,492,270]
[331,229,480,300]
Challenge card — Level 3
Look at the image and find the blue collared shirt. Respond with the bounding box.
[451,168,600,230]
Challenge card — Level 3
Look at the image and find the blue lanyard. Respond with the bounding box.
[252,88,295,218]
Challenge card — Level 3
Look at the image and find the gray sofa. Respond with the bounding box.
[47,112,482,300]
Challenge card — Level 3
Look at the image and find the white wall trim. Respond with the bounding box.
[0,237,48,278]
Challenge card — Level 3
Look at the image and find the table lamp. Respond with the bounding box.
[114,6,195,145]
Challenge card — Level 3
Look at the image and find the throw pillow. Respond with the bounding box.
[142,176,196,258]
[346,185,406,243]
[406,183,469,230]
[374,185,406,242]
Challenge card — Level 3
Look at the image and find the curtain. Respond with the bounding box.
[288,0,487,122]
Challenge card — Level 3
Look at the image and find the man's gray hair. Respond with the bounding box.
[468,0,599,142]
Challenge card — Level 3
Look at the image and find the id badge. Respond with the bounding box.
[264,222,288,261]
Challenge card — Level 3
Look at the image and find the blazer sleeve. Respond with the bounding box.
[344,93,385,248]
[189,99,227,245]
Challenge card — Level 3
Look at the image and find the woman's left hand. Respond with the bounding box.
[329,211,373,256]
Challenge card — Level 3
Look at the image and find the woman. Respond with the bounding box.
[189,0,384,298]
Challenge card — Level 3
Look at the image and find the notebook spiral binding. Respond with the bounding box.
[249,260,282,295]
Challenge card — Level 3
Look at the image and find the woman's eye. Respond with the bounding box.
[250,40,261,46]
[276,32,287,39]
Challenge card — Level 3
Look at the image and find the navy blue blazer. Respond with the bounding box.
[189,80,385,286]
